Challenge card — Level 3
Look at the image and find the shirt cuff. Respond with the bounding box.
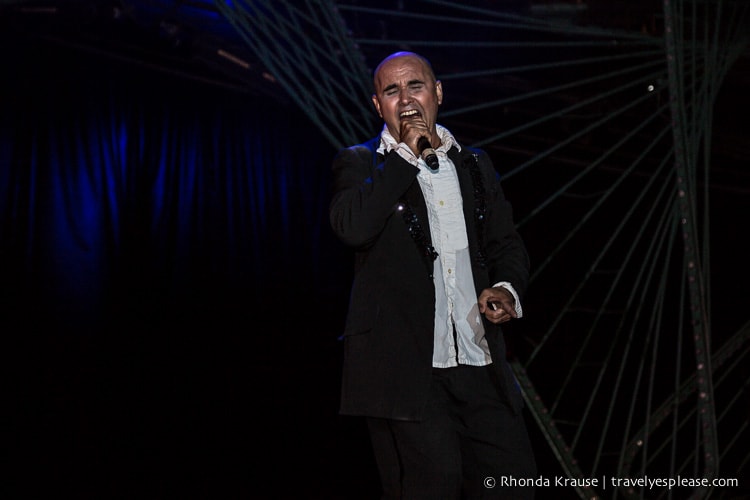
[492,282,523,318]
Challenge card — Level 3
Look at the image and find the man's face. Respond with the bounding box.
[371,54,443,142]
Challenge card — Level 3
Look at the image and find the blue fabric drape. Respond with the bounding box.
[3,37,363,500]
[0,39,347,333]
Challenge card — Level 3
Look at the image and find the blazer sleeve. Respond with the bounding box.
[329,142,419,249]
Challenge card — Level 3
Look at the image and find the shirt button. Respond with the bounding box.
[439,200,444,206]
[447,268,452,274]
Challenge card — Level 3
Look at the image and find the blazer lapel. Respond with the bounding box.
[450,147,488,269]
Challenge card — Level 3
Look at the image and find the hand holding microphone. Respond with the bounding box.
[400,116,440,170]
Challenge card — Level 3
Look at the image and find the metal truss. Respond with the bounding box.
[215,1,750,498]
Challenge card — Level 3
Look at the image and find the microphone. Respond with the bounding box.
[417,136,439,170]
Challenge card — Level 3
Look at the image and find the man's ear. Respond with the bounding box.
[371,94,382,118]
[436,80,443,106]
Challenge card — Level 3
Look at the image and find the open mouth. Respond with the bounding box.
[399,109,421,120]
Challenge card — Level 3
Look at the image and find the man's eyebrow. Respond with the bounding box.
[382,83,398,93]
[381,79,426,93]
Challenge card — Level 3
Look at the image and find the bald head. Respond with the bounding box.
[373,51,436,91]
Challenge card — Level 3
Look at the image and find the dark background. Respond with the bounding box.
[2,31,362,499]
[3,2,749,499]
[0,25,576,500]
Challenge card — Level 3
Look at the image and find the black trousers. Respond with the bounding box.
[367,364,536,500]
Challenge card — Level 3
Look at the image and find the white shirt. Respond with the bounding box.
[377,124,522,367]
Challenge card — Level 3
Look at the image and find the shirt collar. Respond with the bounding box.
[376,124,461,156]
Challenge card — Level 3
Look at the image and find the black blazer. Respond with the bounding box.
[329,136,530,420]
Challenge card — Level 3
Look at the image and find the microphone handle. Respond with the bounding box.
[417,136,439,169]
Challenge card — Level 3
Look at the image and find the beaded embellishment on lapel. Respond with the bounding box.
[464,152,488,268]
[395,150,489,277]
[396,201,438,279]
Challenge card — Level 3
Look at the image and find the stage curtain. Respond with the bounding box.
[0,39,347,334]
